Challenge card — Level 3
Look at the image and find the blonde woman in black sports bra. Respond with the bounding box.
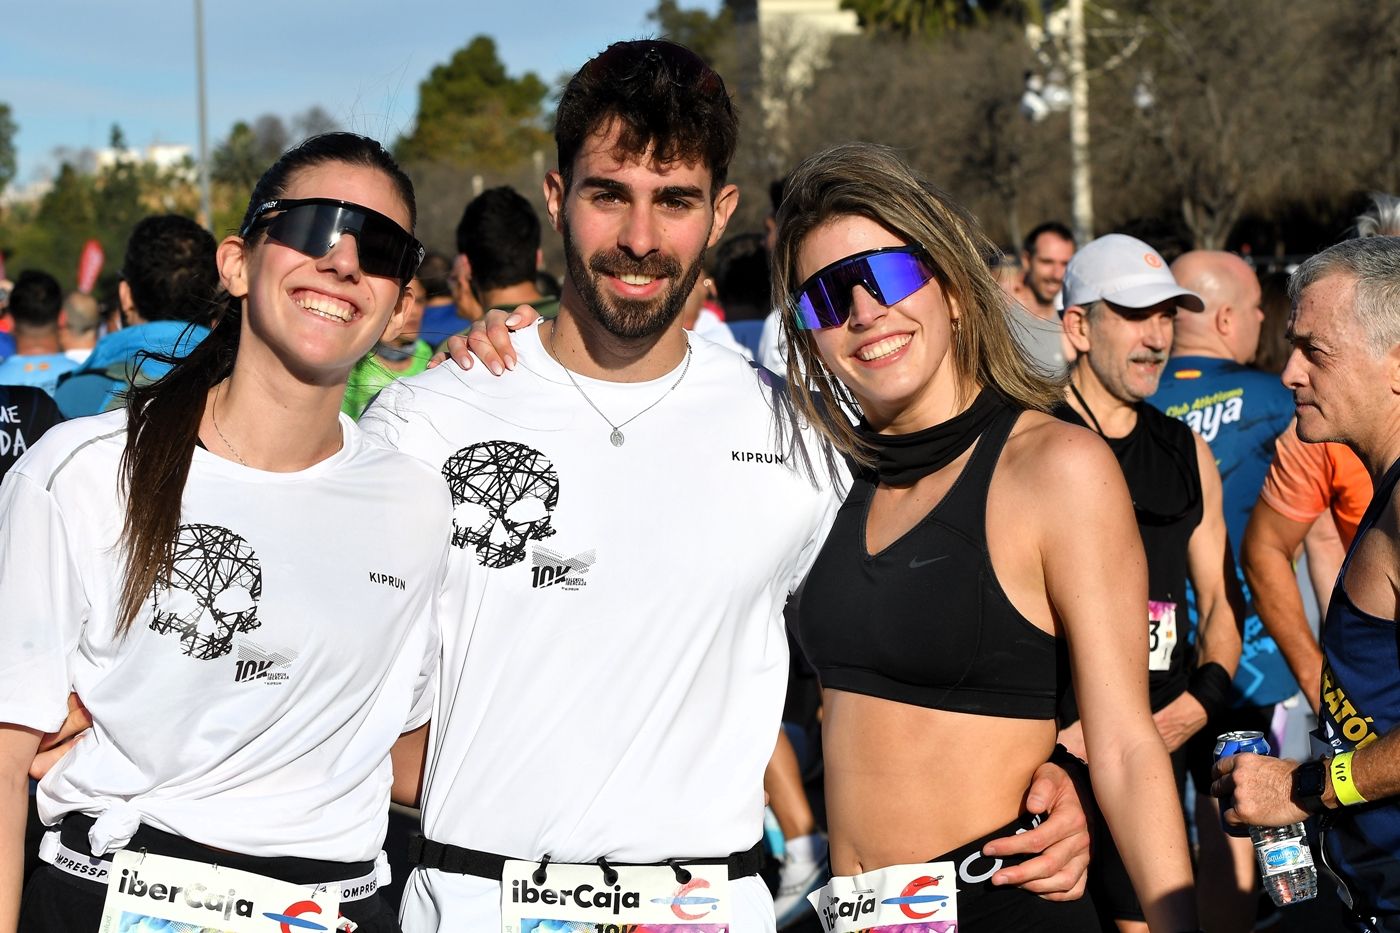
[769,144,1198,932]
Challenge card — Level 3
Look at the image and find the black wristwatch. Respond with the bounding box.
[1292,759,1329,813]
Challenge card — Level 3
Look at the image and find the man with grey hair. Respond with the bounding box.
[1151,249,1296,933]
[1244,195,1399,714]
[58,292,99,364]
[1215,236,1400,932]
[1056,233,1242,932]
[1356,193,1400,239]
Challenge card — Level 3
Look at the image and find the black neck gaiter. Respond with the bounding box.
[858,387,1012,486]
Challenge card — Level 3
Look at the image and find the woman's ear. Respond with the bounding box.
[379,286,412,345]
[217,237,250,299]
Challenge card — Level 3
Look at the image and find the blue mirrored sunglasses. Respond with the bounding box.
[791,246,937,330]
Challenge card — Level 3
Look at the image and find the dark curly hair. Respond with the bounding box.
[8,269,63,328]
[554,39,737,195]
[121,215,219,325]
[456,186,540,291]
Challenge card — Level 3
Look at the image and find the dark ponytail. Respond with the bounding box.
[115,133,416,636]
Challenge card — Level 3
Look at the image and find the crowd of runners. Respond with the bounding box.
[2,35,1400,933]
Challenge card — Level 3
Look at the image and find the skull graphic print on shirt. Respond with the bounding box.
[440,440,559,568]
[148,523,263,660]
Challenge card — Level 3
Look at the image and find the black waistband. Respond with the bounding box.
[924,812,1043,897]
[59,813,376,886]
[408,833,766,882]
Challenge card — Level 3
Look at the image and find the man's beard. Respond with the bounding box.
[1095,349,1168,402]
[1027,274,1062,306]
[562,215,707,341]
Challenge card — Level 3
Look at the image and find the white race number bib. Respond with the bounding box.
[1147,600,1179,672]
[501,859,731,933]
[99,849,341,932]
[808,861,958,933]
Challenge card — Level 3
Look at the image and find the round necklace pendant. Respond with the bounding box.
[609,429,625,447]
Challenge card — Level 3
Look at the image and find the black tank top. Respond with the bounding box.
[797,404,1067,719]
[1054,401,1202,719]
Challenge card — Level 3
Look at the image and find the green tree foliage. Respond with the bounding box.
[1,124,199,289]
[292,106,339,140]
[207,108,343,231]
[3,164,106,287]
[0,103,16,198]
[395,35,550,171]
[647,0,735,65]
[212,121,265,194]
[22,163,99,283]
[96,154,148,256]
[841,0,1041,39]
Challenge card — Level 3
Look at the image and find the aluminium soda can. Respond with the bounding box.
[1215,730,1270,832]
[1213,730,1317,905]
[1215,729,1270,761]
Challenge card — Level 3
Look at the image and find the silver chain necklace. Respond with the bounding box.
[211,382,248,466]
[550,324,692,447]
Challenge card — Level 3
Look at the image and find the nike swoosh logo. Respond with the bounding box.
[909,555,949,569]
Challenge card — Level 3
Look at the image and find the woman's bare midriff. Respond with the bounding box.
[822,689,1056,876]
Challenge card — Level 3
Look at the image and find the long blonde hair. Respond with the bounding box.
[770,143,1062,463]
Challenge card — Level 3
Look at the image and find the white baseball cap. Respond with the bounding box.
[1060,234,1204,315]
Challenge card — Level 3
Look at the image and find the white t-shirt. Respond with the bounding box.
[693,306,753,361]
[0,410,449,861]
[757,307,787,376]
[360,323,839,931]
[1009,304,1069,376]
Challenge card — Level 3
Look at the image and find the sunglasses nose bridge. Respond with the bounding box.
[316,228,365,281]
[843,281,890,329]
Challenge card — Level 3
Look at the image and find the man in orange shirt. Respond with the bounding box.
[1242,422,1372,710]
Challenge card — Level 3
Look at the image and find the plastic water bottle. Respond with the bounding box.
[1249,822,1317,905]
[1214,731,1318,906]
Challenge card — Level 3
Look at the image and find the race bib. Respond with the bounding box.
[808,861,959,933]
[99,849,341,932]
[501,859,731,933]
[1147,600,1179,672]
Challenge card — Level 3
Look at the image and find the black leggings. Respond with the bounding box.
[19,815,401,933]
[828,813,1099,931]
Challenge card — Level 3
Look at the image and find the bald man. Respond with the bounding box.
[1148,250,1296,933]
[1169,251,1266,365]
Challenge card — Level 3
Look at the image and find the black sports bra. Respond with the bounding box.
[796,405,1067,719]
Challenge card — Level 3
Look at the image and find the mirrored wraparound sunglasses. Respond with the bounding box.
[791,245,938,330]
[239,197,425,284]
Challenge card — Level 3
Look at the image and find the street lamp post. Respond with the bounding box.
[1067,0,1093,245]
[1022,2,1147,246]
[194,0,212,232]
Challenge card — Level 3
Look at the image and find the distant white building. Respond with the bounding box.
[94,143,195,179]
[2,142,195,208]
[753,0,859,41]
[728,0,859,155]
[0,177,53,209]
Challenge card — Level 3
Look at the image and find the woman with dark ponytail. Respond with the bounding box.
[0,133,450,933]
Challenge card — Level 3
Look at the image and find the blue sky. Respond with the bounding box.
[1,0,721,186]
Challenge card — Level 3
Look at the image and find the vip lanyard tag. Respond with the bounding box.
[500,858,731,932]
[98,849,341,932]
[808,861,959,933]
